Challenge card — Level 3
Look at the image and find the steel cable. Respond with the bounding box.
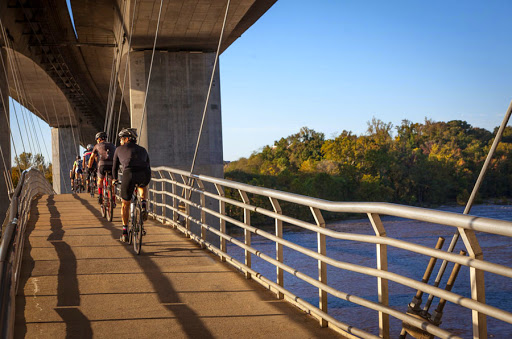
[114,0,138,145]
[189,0,231,175]
[137,0,164,143]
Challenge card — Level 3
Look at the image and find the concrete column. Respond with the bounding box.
[129,50,223,177]
[0,47,10,217]
[129,51,223,244]
[51,127,79,194]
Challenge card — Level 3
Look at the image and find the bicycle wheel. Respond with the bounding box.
[106,185,113,221]
[133,204,143,254]
[101,183,107,218]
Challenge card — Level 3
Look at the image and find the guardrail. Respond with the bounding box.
[0,168,54,338]
[145,166,512,339]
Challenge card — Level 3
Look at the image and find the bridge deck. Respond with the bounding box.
[14,194,338,338]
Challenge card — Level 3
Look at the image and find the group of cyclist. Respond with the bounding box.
[70,128,151,243]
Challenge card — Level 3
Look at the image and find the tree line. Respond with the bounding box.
[11,152,52,187]
[224,118,512,222]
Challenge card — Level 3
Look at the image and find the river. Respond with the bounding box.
[227,204,512,338]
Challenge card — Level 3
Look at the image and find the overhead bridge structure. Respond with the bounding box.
[0,0,277,211]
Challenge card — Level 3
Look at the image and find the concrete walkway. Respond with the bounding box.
[14,194,340,338]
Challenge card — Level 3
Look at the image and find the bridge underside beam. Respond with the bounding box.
[51,126,78,194]
[0,48,10,217]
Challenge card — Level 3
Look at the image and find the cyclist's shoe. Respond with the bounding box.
[120,232,129,243]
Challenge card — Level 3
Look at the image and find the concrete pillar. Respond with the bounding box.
[129,50,223,177]
[51,127,79,194]
[129,51,223,244]
[0,47,10,217]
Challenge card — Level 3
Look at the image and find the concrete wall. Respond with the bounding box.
[129,50,223,177]
[0,47,10,218]
[51,127,79,194]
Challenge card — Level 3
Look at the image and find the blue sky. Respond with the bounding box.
[9,0,512,164]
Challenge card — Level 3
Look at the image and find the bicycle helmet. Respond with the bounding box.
[95,131,107,140]
[87,144,94,151]
[118,128,137,141]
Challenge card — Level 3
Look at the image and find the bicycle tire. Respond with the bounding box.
[133,205,143,254]
[106,185,112,221]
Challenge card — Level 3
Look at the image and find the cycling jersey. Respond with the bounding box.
[112,142,150,180]
[113,142,151,200]
[92,141,116,166]
[74,159,83,173]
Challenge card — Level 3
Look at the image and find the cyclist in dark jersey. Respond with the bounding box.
[83,144,96,193]
[112,128,151,242]
[88,132,116,204]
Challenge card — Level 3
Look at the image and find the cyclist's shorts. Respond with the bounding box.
[98,165,113,180]
[75,169,83,174]
[121,168,151,201]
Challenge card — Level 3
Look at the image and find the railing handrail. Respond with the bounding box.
[0,168,54,339]
[151,165,512,237]
[146,165,512,338]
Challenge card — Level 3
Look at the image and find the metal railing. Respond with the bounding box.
[0,168,54,338]
[144,165,512,339]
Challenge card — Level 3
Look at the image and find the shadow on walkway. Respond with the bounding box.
[73,194,215,338]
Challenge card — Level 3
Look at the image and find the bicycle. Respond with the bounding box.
[117,181,146,255]
[100,171,115,221]
[88,170,97,198]
[73,175,83,193]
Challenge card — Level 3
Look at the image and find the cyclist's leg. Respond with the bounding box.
[137,168,151,220]
[97,166,105,203]
[119,171,134,242]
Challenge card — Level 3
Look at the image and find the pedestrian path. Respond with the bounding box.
[14,194,339,338]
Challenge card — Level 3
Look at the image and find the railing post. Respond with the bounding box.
[269,197,283,299]
[169,172,178,227]
[181,175,190,236]
[310,207,327,327]
[458,229,487,338]
[197,179,206,248]
[158,170,166,223]
[214,183,226,262]
[368,213,390,339]
[239,190,251,279]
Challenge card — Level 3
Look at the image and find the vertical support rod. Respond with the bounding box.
[158,170,166,223]
[239,190,251,279]
[181,175,190,236]
[170,172,178,227]
[269,197,284,299]
[214,183,226,262]
[197,179,206,248]
[368,213,390,339]
[311,207,327,327]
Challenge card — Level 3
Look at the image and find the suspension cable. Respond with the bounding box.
[2,33,37,155]
[0,48,21,176]
[115,0,138,145]
[137,0,164,143]
[10,46,42,158]
[190,0,231,175]
[0,36,27,154]
[105,0,129,141]
[26,91,51,163]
